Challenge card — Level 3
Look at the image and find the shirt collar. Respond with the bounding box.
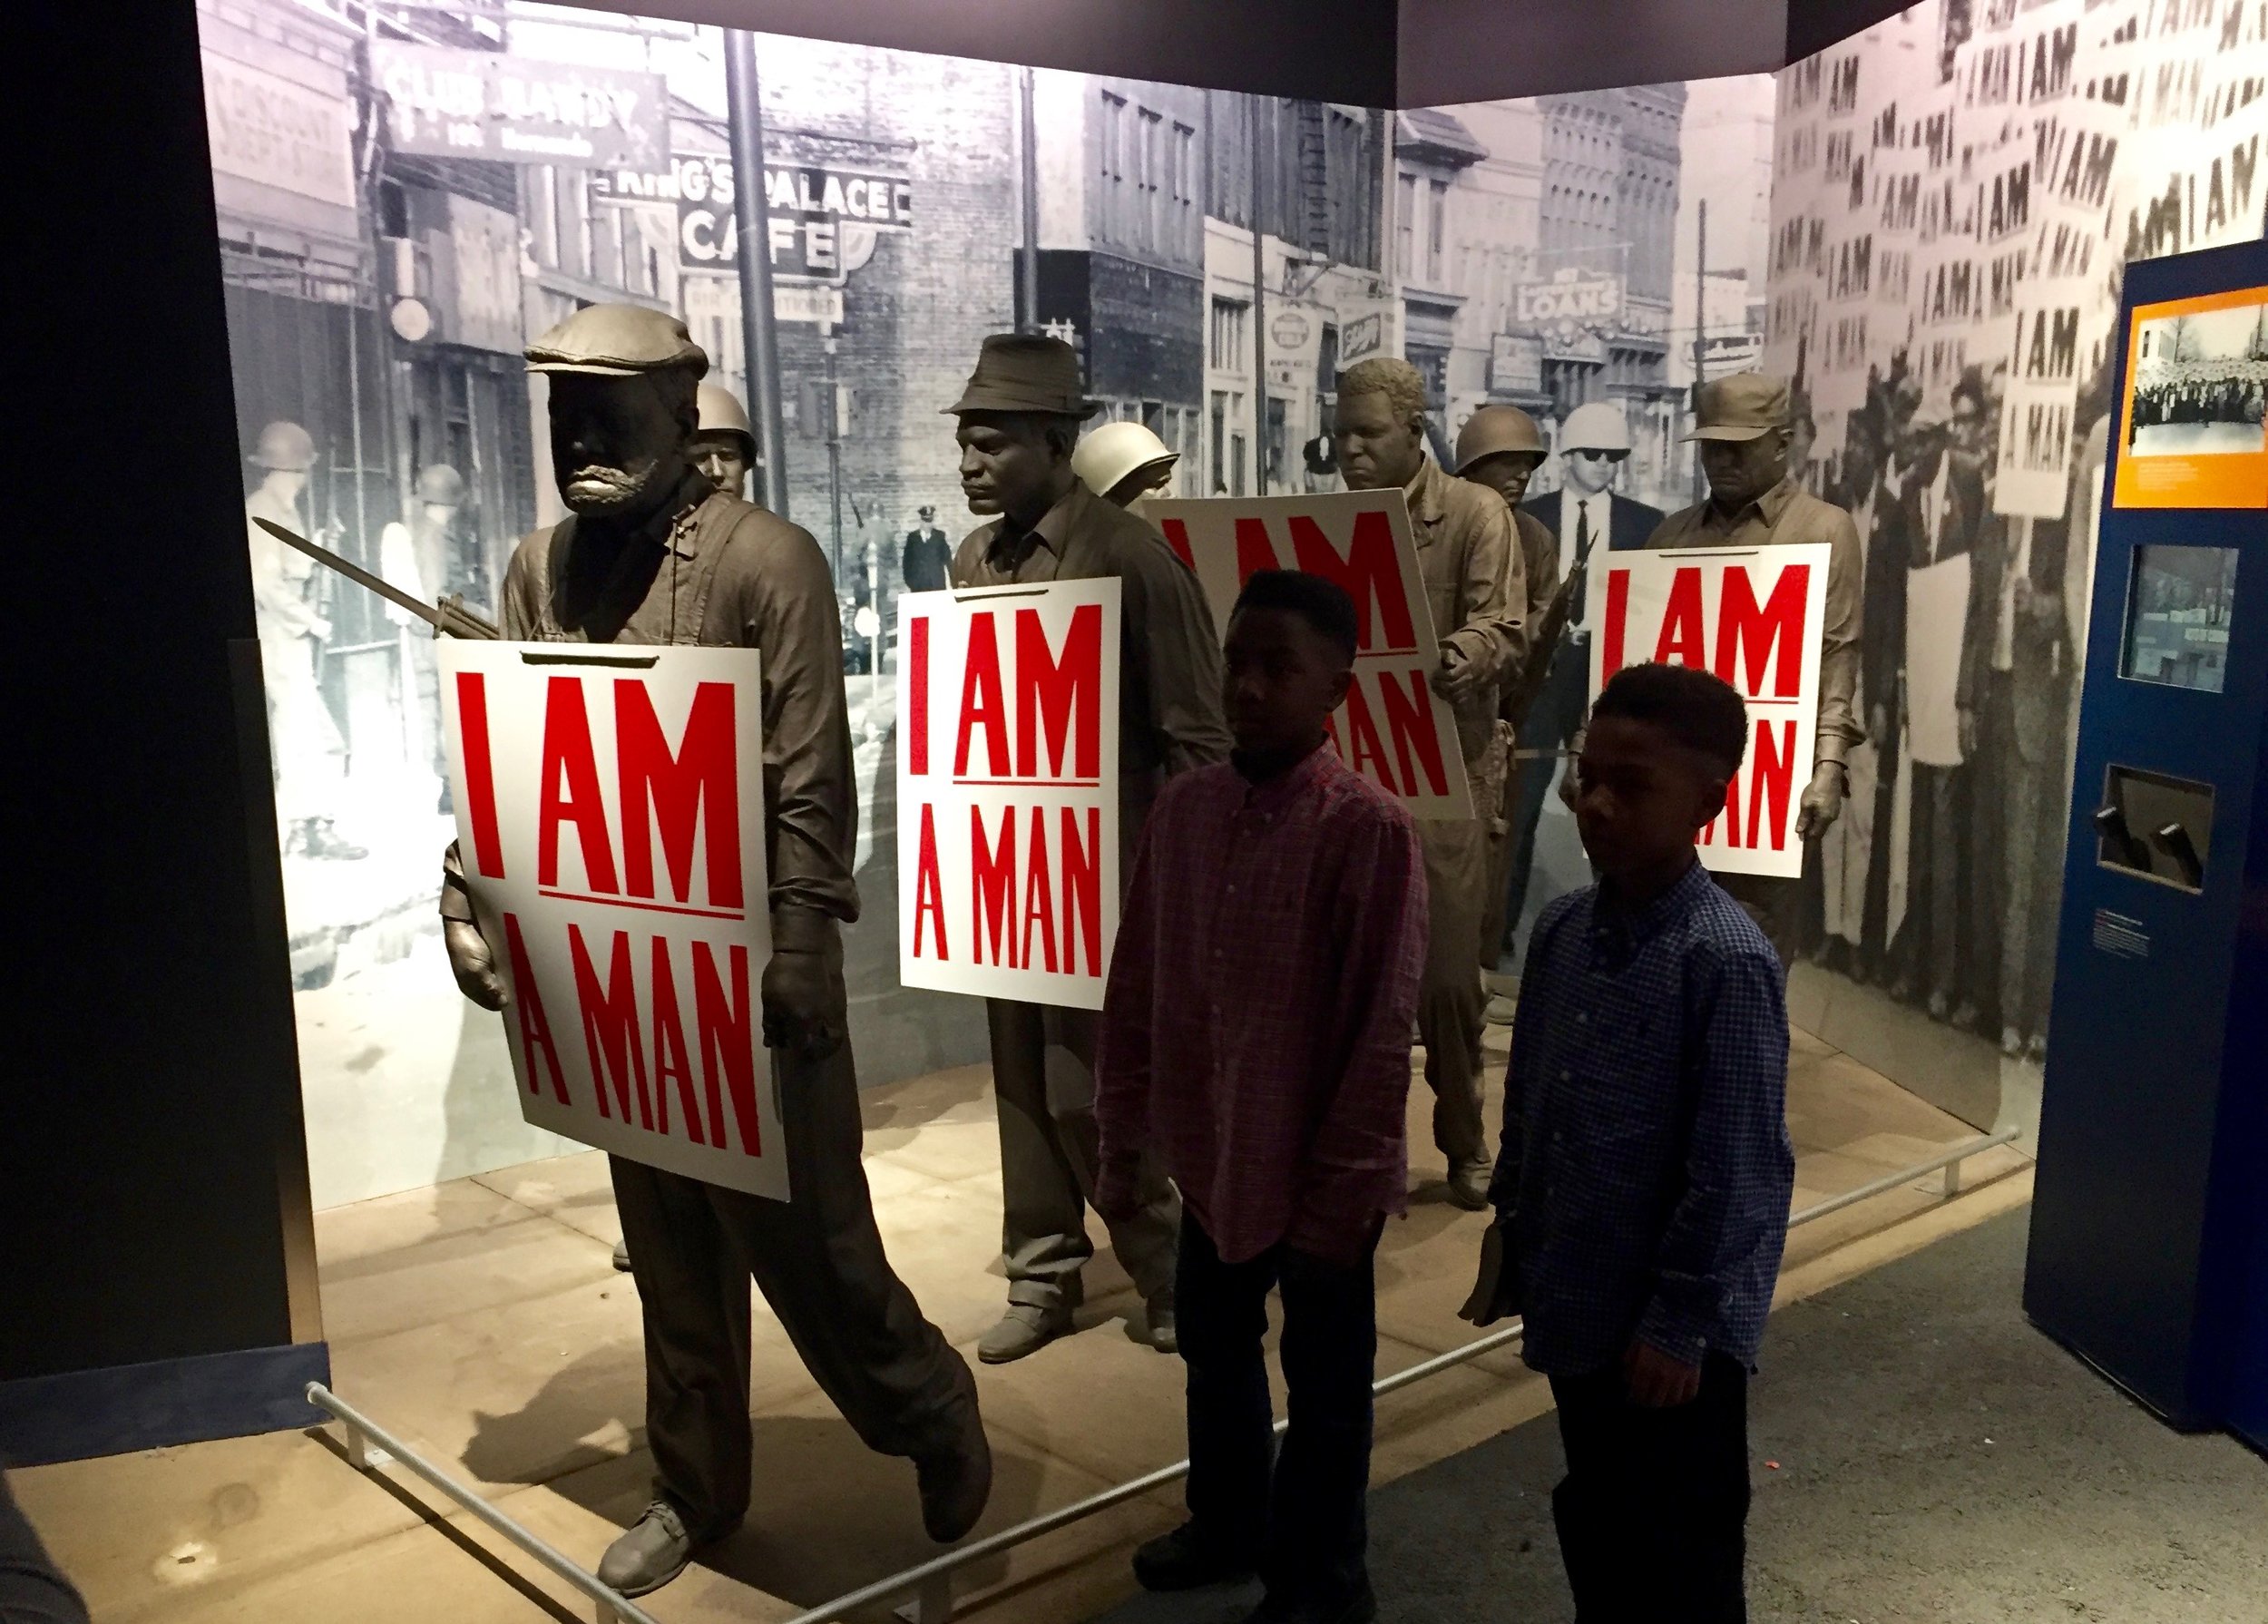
[1238,739,1335,817]
[988,481,1088,568]
[1403,455,1449,523]
[1708,474,1796,533]
[1594,858,1715,946]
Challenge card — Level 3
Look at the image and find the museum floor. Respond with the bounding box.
[16,1023,2037,1624]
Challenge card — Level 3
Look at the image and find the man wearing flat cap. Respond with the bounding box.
[944,333,1231,1365]
[1642,371,1865,962]
[437,305,991,1598]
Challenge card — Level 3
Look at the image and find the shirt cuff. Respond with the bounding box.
[1634,1295,1711,1367]
[770,904,836,954]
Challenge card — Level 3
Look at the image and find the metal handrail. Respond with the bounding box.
[311,1126,2022,1624]
[304,1382,665,1624]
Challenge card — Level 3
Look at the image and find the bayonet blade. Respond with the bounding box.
[252,517,445,632]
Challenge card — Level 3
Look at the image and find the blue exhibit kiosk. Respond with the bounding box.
[2025,239,2268,1453]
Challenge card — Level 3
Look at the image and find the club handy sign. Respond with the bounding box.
[896,580,1122,1011]
[1149,491,1474,820]
[438,642,786,1200]
[1587,546,1832,878]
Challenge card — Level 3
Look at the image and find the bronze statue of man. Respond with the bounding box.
[439,305,990,1598]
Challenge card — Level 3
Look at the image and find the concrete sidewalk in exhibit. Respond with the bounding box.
[11,1025,2029,1622]
[1090,1208,2268,1624]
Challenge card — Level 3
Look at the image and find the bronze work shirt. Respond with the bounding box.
[1645,476,1863,766]
[1403,455,1523,765]
[952,482,1231,853]
[439,472,856,946]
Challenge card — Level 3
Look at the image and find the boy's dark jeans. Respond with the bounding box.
[1548,1352,1751,1624]
[1178,1213,1378,1607]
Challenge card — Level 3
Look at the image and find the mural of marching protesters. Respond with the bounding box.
[1754,0,2268,1130]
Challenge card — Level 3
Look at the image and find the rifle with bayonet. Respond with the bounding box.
[252,517,499,640]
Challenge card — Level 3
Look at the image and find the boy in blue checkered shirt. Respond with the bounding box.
[1480,661,1794,1623]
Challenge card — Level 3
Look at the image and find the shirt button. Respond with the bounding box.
[1559,1069,1572,1081]
[1576,1011,1588,1025]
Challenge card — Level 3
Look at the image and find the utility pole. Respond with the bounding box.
[1692,198,1708,505]
[1018,67,1041,330]
[1251,96,1268,495]
[725,29,790,520]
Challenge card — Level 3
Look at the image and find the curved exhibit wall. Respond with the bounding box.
[195,0,2266,1207]
[1745,0,2268,1131]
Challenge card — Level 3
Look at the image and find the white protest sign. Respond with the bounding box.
[1148,491,1475,820]
[896,579,1121,1011]
[437,641,786,1200]
[1587,545,1833,878]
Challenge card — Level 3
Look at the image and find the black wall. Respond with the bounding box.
[5,11,314,1389]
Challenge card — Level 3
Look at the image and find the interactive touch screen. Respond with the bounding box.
[2121,545,2239,693]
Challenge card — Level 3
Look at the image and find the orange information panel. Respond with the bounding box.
[2113,286,2268,509]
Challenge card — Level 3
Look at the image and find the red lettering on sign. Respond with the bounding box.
[1376,669,1450,797]
[1234,516,1282,581]
[1652,568,1708,670]
[648,937,703,1146]
[1339,680,1393,789]
[1061,806,1104,978]
[1288,512,1414,653]
[972,805,1018,968]
[502,912,568,1103]
[908,615,931,775]
[1747,719,1796,850]
[1601,569,1631,683]
[913,801,948,960]
[1016,604,1101,779]
[693,942,761,1156]
[617,680,742,910]
[570,925,650,1129]
[1022,806,1059,973]
[1716,566,1810,699]
[954,613,1012,777]
[455,672,506,879]
[538,679,620,894]
[1158,517,1196,570]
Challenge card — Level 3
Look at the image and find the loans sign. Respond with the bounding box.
[1148,492,1474,820]
[1586,545,1833,878]
[896,581,1122,1011]
[437,642,786,1200]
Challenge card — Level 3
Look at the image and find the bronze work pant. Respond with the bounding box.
[1418,817,1491,1170]
[1715,868,1803,973]
[987,999,1181,1312]
[611,1024,974,1539]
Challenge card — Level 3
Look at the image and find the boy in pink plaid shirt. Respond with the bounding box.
[1098,570,1428,1624]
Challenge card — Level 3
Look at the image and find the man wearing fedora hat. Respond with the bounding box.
[1641,371,1865,964]
[945,333,1232,1365]
[437,304,992,1597]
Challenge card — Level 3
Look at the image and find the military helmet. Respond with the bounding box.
[1453,405,1546,474]
[249,420,316,472]
[1559,402,1634,456]
[415,464,466,505]
[1072,421,1178,499]
[694,383,758,460]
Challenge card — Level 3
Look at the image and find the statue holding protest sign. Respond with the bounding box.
[939,334,1231,1366]
[435,305,989,1599]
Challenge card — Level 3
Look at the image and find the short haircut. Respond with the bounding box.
[1339,357,1428,425]
[1231,569,1359,664]
[1591,661,1749,778]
